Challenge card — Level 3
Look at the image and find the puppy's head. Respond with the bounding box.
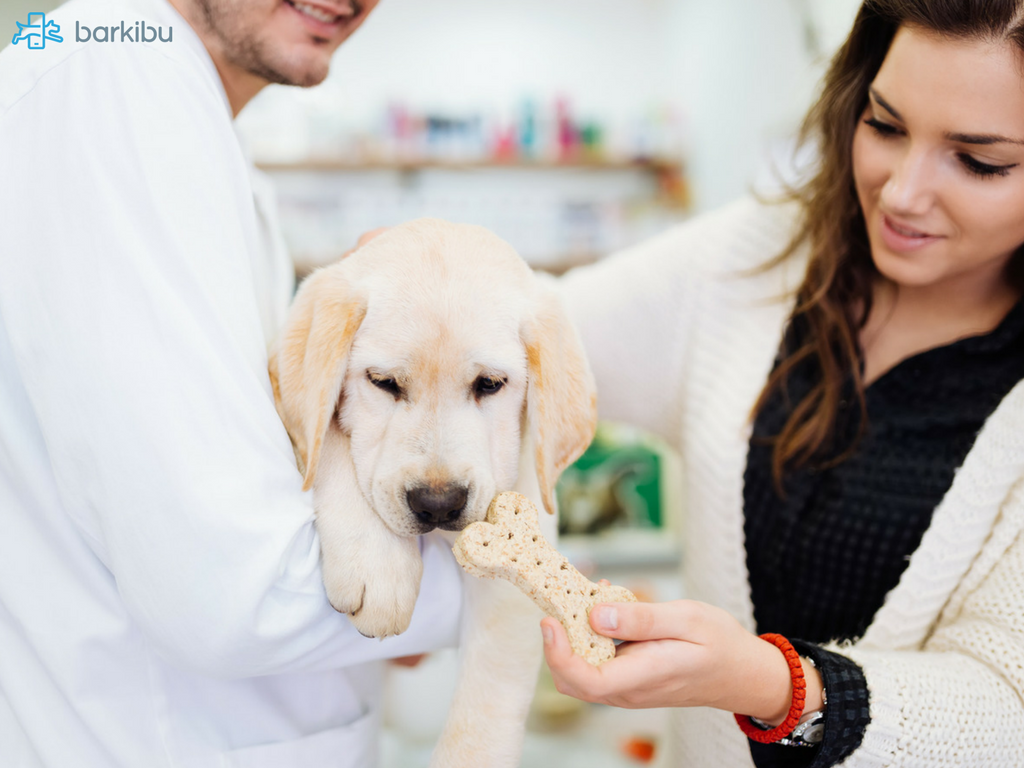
[269,219,596,536]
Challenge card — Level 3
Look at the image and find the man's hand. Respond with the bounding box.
[541,599,822,722]
[342,228,389,259]
[389,653,427,668]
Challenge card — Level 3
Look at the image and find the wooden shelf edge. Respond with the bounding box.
[256,157,683,174]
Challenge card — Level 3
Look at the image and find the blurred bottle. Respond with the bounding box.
[518,99,538,159]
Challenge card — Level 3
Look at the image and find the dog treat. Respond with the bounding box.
[453,492,636,666]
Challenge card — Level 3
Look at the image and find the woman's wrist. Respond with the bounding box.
[741,631,796,723]
[745,642,825,726]
[801,656,825,714]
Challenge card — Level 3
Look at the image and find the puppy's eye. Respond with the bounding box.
[474,375,505,397]
[368,373,402,398]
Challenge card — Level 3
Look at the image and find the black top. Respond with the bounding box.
[741,298,1024,767]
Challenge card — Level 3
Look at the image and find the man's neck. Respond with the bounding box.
[167,0,267,117]
[208,59,267,117]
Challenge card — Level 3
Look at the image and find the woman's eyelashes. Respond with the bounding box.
[863,117,1017,179]
[958,153,1016,179]
[864,116,901,138]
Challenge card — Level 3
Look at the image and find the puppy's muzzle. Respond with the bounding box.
[406,483,469,531]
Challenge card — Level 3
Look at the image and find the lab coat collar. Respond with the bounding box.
[149,0,234,119]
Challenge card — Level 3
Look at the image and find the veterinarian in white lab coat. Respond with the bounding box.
[0,1,464,766]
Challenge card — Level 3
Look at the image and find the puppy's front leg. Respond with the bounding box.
[315,425,422,638]
[429,575,543,768]
[430,474,555,768]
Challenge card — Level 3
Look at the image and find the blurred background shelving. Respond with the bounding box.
[222,0,866,282]
[258,154,688,275]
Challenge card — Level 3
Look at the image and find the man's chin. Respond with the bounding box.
[245,46,332,88]
[267,62,330,88]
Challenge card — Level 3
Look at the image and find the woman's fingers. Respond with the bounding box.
[543,616,684,707]
[589,600,699,641]
[540,617,591,699]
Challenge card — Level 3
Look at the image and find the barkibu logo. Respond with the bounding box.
[12,12,62,49]
[76,21,172,43]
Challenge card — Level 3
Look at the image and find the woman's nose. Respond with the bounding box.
[880,147,936,215]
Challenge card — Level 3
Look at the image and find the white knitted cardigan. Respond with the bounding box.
[558,197,1024,767]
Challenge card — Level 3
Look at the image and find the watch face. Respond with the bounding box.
[801,722,825,745]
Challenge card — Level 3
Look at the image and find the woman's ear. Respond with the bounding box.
[268,266,366,491]
[522,290,598,515]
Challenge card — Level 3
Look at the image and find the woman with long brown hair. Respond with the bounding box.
[545,1,1024,765]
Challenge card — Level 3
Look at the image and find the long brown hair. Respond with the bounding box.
[757,0,1024,489]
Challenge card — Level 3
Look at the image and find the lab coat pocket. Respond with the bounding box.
[224,708,379,768]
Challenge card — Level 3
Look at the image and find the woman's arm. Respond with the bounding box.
[554,197,801,449]
[837,501,1024,766]
[553,227,698,447]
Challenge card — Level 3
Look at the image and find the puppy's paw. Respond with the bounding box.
[346,560,422,638]
[322,537,423,638]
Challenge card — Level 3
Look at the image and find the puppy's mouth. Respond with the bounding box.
[416,517,473,535]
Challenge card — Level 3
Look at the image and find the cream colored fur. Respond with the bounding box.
[268,218,596,766]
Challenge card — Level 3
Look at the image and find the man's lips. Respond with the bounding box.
[284,0,358,28]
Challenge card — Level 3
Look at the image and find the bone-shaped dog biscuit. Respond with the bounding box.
[452,492,636,666]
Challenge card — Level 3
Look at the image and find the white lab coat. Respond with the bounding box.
[0,1,463,766]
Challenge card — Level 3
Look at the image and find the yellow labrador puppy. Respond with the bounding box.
[268,219,596,767]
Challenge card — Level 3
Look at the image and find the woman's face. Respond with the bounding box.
[852,25,1024,293]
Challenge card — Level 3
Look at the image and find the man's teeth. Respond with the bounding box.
[292,2,340,23]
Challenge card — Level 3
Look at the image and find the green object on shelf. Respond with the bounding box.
[555,424,663,535]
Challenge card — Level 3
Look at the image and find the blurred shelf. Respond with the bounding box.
[291,252,600,279]
[259,156,691,211]
[256,157,683,175]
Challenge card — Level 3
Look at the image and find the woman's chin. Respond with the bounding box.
[869,243,946,290]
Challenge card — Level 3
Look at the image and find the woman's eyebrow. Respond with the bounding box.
[869,88,903,122]
[869,86,1024,146]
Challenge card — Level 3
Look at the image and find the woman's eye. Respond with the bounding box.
[474,376,505,397]
[958,153,1016,179]
[368,373,402,398]
[864,116,1017,179]
[864,117,901,138]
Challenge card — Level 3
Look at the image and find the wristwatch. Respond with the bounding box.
[776,706,825,747]
[751,678,828,747]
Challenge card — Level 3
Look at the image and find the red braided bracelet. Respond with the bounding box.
[734,633,807,744]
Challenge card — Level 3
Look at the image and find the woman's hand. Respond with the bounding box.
[542,600,822,722]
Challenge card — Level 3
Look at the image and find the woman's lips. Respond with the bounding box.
[879,213,943,253]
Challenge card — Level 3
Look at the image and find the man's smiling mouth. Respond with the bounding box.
[284,0,358,26]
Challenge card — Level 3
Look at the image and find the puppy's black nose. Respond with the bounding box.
[406,484,468,528]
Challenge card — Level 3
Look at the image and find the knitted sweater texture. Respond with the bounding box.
[558,197,1024,767]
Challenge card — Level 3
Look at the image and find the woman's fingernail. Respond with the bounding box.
[542,625,553,646]
[594,605,618,631]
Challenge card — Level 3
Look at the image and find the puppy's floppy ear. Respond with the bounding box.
[522,290,597,515]
[268,267,366,491]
